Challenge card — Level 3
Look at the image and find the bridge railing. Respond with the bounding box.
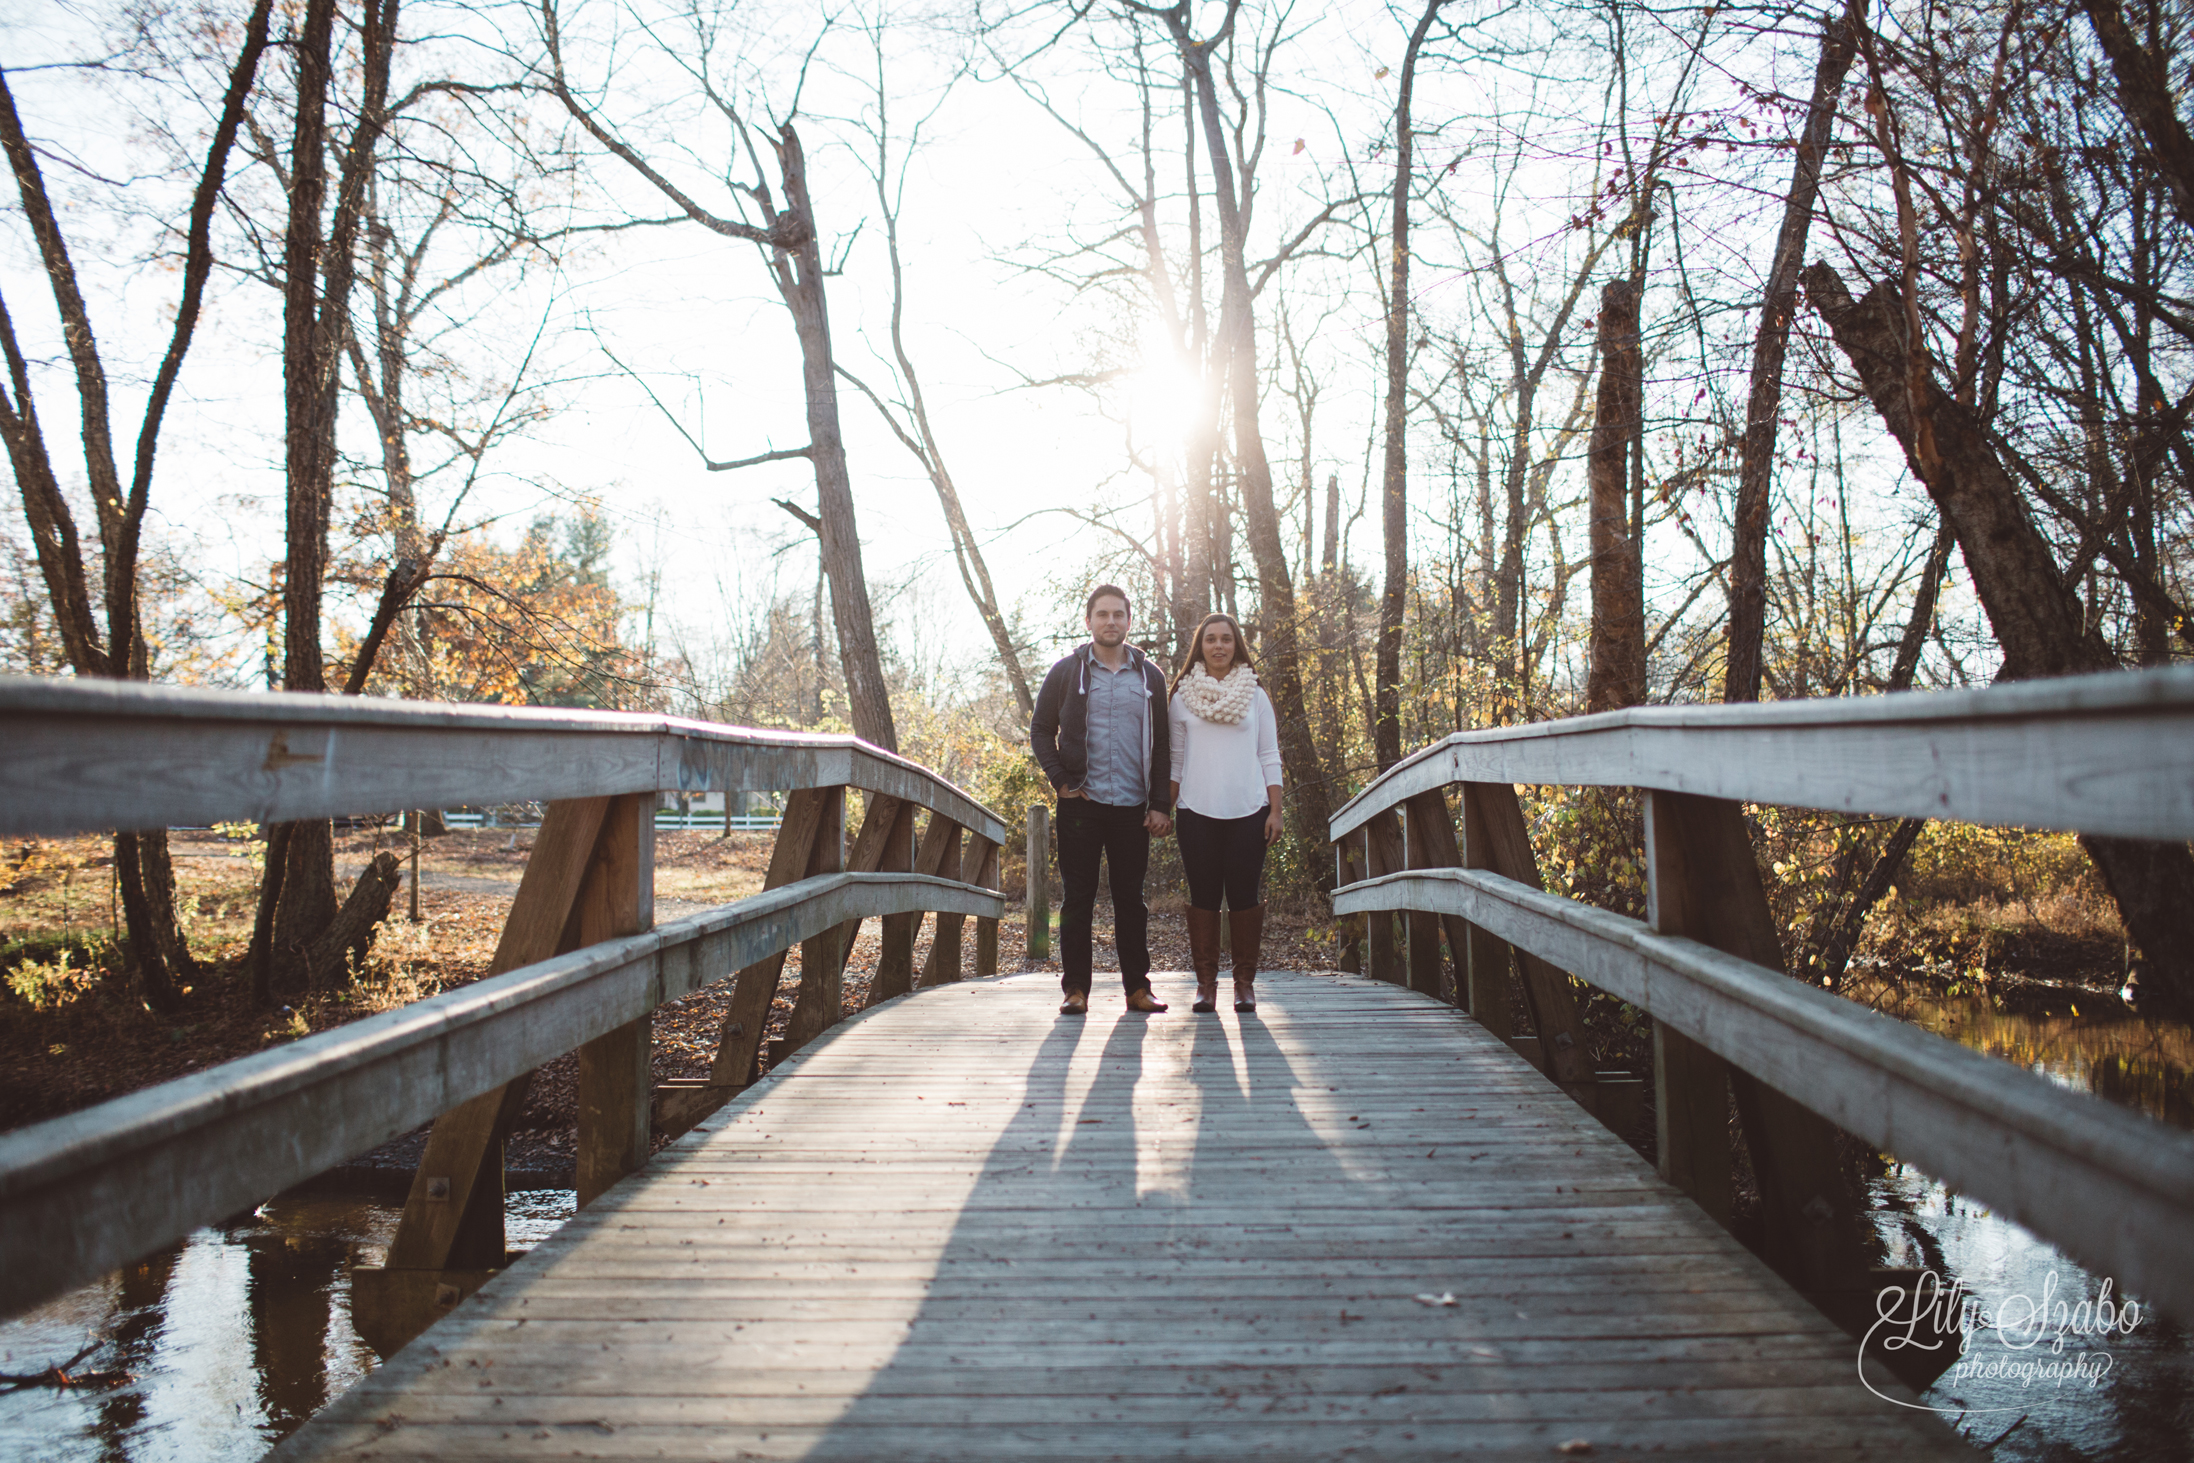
[1328,665,2194,1320]
[0,677,1007,1344]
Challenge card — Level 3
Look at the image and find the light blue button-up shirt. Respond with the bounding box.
[1081,649,1149,807]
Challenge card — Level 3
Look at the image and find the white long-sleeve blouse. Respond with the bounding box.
[1168,684,1284,820]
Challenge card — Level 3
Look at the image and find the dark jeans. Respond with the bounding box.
[1175,806,1269,911]
[1056,797,1152,995]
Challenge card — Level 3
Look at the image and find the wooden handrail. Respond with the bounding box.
[0,871,1000,1317]
[0,676,1010,1327]
[1331,867,2194,1316]
[1328,665,2194,1321]
[0,675,1007,846]
[1330,664,2194,842]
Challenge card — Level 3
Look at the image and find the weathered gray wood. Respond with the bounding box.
[783,789,848,1054]
[710,788,837,1086]
[917,818,966,988]
[972,838,1001,977]
[270,973,1963,1462]
[0,871,1002,1319]
[1396,795,1447,998]
[1360,810,1406,983]
[1326,662,2194,842]
[1454,787,1510,1038]
[1458,783,1592,1084]
[0,674,1006,844]
[382,797,611,1277]
[1642,791,1736,1228]
[575,795,657,1209]
[1643,790,1860,1292]
[1024,805,1050,959]
[1332,866,2194,1319]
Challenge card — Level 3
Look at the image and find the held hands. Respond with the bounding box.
[1145,810,1173,836]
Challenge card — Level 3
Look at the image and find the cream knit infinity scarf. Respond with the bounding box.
[1177,662,1258,724]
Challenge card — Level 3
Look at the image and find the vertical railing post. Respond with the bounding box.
[1456,782,1592,1085]
[354,793,627,1355]
[575,794,656,1208]
[918,818,966,986]
[1455,787,1511,1040]
[780,787,848,1055]
[1332,834,1364,973]
[1397,798,1446,999]
[1361,810,1407,984]
[709,787,837,1082]
[871,806,960,1006]
[972,836,1001,976]
[1025,804,1051,959]
[1643,790,1864,1296]
[1641,791,1735,1228]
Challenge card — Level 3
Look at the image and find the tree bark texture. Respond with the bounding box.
[1374,0,1448,770]
[1585,278,1645,712]
[270,0,401,990]
[2081,0,2194,231]
[1724,0,1864,704]
[1161,6,1334,882]
[1806,261,2194,1019]
[771,124,897,752]
[0,3,274,1012]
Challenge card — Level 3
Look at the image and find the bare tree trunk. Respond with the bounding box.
[269,0,400,994]
[838,81,1033,720]
[1724,0,1865,704]
[1317,472,1346,787]
[767,125,895,751]
[1157,4,1335,882]
[1375,0,1449,770]
[541,12,896,750]
[1805,261,2194,1020]
[0,3,274,1012]
[1585,278,1645,712]
[2081,0,2194,230]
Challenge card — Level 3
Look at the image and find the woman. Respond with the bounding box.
[1167,612,1283,1013]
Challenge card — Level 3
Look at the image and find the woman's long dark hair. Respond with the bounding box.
[1171,611,1256,692]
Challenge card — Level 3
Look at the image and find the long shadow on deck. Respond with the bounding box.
[799,1002,1394,1461]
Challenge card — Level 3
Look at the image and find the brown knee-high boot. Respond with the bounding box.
[1186,907,1223,1012]
[1229,905,1263,1012]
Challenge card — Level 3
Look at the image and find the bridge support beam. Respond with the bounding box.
[1024,805,1051,959]
[1360,812,1407,984]
[972,838,1001,976]
[1643,791,1868,1300]
[1459,783,1593,1086]
[917,818,967,987]
[355,792,654,1356]
[710,788,841,1081]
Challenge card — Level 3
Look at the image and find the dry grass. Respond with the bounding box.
[1,824,1342,1150]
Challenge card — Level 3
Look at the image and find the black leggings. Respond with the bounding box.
[1175,806,1268,911]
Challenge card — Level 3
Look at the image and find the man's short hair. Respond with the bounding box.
[1084,584,1131,619]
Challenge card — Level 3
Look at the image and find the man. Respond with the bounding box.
[1030,585,1174,1015]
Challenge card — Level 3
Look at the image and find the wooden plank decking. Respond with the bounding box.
[274,972,1967,1460]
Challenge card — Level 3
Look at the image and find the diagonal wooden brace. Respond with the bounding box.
[1644,790,1867,1295]
[1458,782,1593,1084]
[357,793,651,1354]
[710,787,842,1084]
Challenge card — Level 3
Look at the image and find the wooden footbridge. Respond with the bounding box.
[4,670,2193,1459]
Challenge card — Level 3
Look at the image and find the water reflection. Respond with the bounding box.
[0,1191,573,1462]
[1847,981,2194,1459]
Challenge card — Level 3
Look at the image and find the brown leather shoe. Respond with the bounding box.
[1060,989,1088,1015]
[1230,905,1263,1012]
[1125,987,1169,1013]
[1186,907,1223,1011]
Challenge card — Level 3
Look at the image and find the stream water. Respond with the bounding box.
[1,995,2187,1461]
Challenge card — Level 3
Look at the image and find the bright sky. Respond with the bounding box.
[2,0,1948,699]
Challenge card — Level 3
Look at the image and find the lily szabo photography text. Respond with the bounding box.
[1866,1267,2147,1412]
